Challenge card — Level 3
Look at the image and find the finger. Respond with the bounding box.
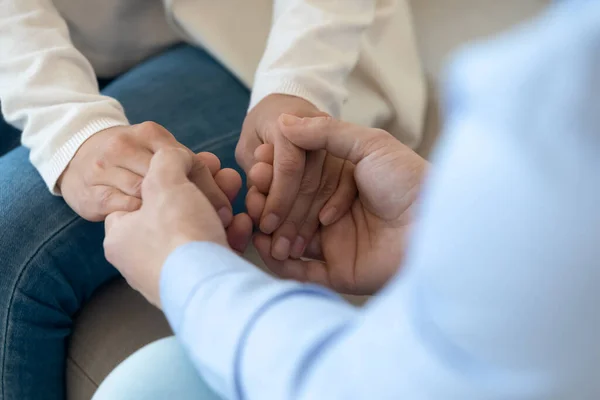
[104,211,128,236]
[247,162,273,194]
[279,114,394,165]
[302,231,324,261]
[259,136,306,234]
[214,168,242,203]
[270,150,325,260]
[319,161,357,226]
[195,152,221,176]
[291,154,344,259]
[226,213,253,254]
[144,148,194,191]
[132,122,180,153]
[253,234,331,287]
[93,186,142,219]
[235,128,262,172]
[188,158,233,227]
[253,233,288,275]
[95,167,143,198]
[254,143,274,164]
[246,186,266,226]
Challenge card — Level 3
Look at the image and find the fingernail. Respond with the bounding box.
[280,114,301,126]
[273,237,291,260]
[319,206,338,226]
[260,213,280,234]
[291,236,305,259]
[218,207,233,226]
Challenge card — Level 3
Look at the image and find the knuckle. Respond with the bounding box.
[298,175,320,196]
[318,176,338,199]
[279,219,301,235]
[276,155,300,177]
[361,130,390,154]
[83,161,104,186]
[371,128,393,140]
[137,121,160,133]
[105,134,133,157]
[98,187,114,212]
[190,159,210,182]
[136,121,170,140]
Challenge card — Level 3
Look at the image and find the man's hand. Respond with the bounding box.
[59,122,234,223]
[236,94,356,261]
[248,116,427,295]
[103,148,253,308]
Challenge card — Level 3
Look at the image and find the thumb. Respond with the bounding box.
[144,148,194,192]
[278,114,395,165]
[104,211,128,236]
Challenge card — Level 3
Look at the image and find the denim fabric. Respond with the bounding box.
[0,44,249,399]
[92,337,221,400]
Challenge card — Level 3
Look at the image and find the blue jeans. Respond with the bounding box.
[0,44,249,399]
[92,337,221,400]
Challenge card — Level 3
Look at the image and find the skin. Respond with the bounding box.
[103,116,427,306]
[103,148,252,308]
[59,122,233,224]
[236,94,356,262]
[248,115,428,295]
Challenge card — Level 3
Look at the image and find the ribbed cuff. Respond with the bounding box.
[39,117,130,195]
[249,76,341,118]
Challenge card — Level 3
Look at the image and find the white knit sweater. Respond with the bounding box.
[0,0,426,193]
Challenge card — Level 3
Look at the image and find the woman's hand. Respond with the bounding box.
[59,122,234,224]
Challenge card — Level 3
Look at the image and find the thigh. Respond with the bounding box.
[0,45,249,399]
[102,44,250,212]
[93,337,222,400]
[0,146,117,400]
[0,112,22,156]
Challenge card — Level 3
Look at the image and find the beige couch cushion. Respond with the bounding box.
[66,1,549,398]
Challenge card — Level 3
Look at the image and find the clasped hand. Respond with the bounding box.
[248,115,427,295]
[103,114,427,307]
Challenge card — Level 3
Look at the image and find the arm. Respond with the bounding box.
[0,0,128,192]
[249,0,377,117]
[161,3,600,399]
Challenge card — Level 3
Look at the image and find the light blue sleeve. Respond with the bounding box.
[160,2,600,399]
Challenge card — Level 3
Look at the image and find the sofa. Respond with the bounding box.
[66,1,549,398]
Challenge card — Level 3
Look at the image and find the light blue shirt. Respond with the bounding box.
[160,2,600,399]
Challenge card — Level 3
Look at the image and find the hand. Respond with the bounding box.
[249,116,427,295]
[236,94,356,261]
[59,122,234,223]
[103,148,253,308]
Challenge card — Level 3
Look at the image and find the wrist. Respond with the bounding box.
[249,79,332,116]
[166,234,226,262]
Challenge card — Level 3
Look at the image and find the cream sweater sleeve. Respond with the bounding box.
[249,0,376,117]
[0,0,129,193]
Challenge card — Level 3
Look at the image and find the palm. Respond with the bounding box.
[251,117,427,296]
[254,141,424,295]
[316,139,423,294]
[316,197,413,295]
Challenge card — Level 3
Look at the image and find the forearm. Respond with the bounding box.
[250,0,377,116]
[0,0,128,193]
[160,242,354,399]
